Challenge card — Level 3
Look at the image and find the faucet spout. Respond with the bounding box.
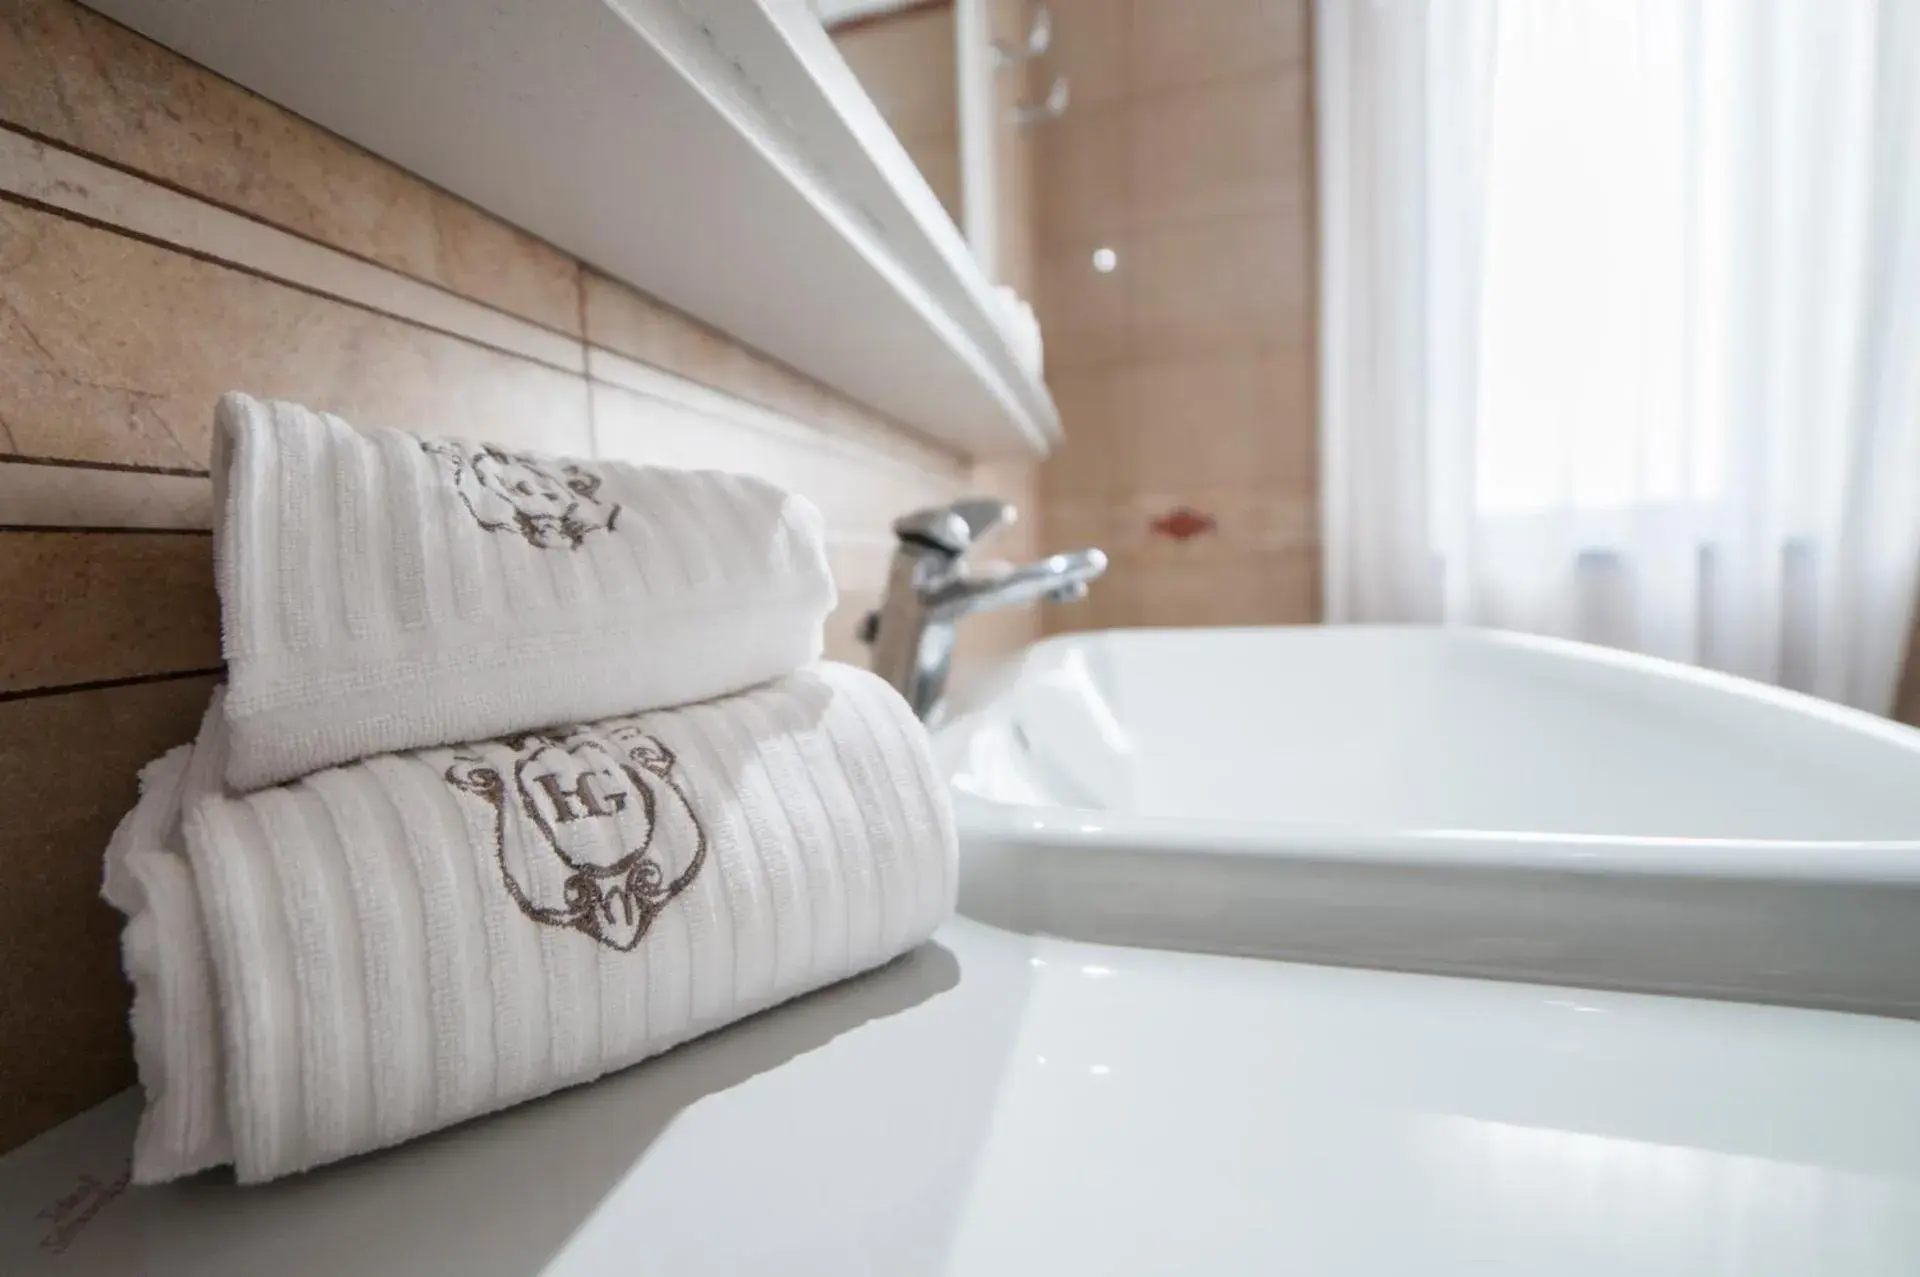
[926,548,1108,620]
[862,499,1108,719]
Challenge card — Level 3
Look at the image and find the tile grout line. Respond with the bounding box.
[586,347,970,488]
[0,186,583,380]
[577,261,601,459]
[0,454,210,478]
[0,121,586,344]
[0,667,226,706]
[0,132,969,488]
[0,525,212,536]
[0,130,585,375]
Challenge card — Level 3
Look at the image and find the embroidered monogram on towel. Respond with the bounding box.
[421,439,620,549]
[446,724,706,950]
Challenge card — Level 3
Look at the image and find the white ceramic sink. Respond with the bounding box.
[938,626,1920,1015]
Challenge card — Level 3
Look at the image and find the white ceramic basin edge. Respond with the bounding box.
[938,626,1920,1016]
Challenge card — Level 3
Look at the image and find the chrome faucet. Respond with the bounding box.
[859,498,1106,719]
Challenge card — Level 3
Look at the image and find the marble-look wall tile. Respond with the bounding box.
[1125,207,1314,357]
[1104,544,1318,629]
[1039,0,1131,111]
[590,378,960,539]
[0,673,219,1156]
[1036,243,1131,369]
[0,201,591,469]
[1128,0,1310,95]
[1039,74,1311,248]
[1040,369,1122,497]
[832,4,959,144]
[1041,496,1109,559]
[0,531,218,692]
[0,130,585,374]
[1036,103,1128,251]
[1117,348,1315,491]
[581,269,768,402]
[581,271,963,480]
[0,0,582,333]
[1127,72,1313,231]
[0,461,212,529]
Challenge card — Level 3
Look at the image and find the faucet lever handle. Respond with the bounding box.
[891,506,973,555]
[891,497,1017,558]
[947,498,1017,549]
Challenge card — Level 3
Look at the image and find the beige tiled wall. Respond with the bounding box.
[1034,0,1320,631]
[0,0,1035,1155]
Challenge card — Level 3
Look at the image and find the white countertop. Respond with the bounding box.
[7,919,1920,1275]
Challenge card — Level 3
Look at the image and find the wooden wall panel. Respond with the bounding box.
[0,673,218,1155]
[0,460,211,529]
[0,530,217,692]
[0,200,594,469]
[0,0,1046,1155]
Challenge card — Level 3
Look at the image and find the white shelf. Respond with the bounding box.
[84,0,1059,459]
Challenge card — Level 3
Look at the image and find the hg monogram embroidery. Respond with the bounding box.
[445,725,706,951]
[421,439,619,549]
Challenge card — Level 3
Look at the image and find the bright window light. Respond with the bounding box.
[1472,2,1726,515]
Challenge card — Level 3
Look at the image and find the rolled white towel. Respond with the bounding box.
[212,392,837,791]
[101,742,232,1183]
[106,662,954,1184]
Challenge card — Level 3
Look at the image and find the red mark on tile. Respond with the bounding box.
[1150,506,1217,542]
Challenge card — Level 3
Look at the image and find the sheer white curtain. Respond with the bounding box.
[1317,0,1920,713]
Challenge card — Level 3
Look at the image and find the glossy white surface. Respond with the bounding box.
[8,922,1920,1275]
[940,627,1920,1013]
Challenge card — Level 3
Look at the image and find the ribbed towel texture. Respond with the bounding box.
[212,392,838,791]
[101,740,233,1180]
[107,663,954,1184]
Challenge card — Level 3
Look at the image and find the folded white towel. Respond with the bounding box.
[101,740,232,1182]
[212,392,838,791]
[106,663,954,1184]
